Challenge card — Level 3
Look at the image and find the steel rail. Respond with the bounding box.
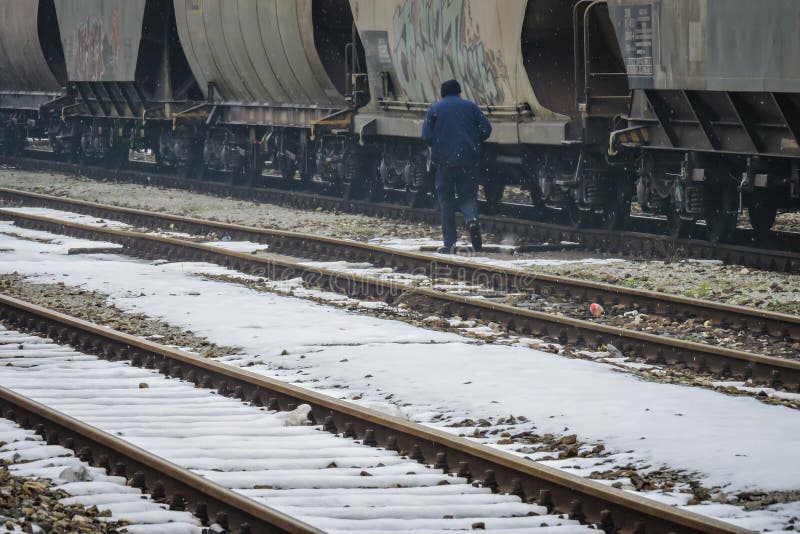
[1,186,798,342]
[0,386,322,534]
[2,153,799,273]
[0,294,752,534]
[1,208,798,393]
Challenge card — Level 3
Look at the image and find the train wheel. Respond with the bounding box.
[405,184,424,208]
[343,180,364,200]
[667,210,693,239]
[567,204,593,229]
[342,151,366,201]
[154,148,166,173]
[405,182,435,208]
[1,128,22,157]
[597,183,631,231]
[177,164,193,180]
[103,145,128,171]
[278,156,297,187]
[298,151,315,188]
[482,179,505,214]
[404,160,432,208]
[526,181,546,219]
[298,167,313,187]
[228,167,244,186]
[366,177,385,202]
[705,185,737,243]
[747,197,777,241]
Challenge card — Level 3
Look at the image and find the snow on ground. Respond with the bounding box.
[0,221,121,252]
[455,255,627,269]
[200,240,269,253]
[372,237,626,268]
[1,221,799,528]
[0,327,590,533]
[710,381,800,402]
[369,237,442,251]
[0,416,202,533]
[1,206,132,230]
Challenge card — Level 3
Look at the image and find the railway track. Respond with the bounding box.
[0,294,752,534]
[0,204,798,394]
[3,153,800,273]
[1,186,798,345]
[0,415,211,532]
[0,352,319,532]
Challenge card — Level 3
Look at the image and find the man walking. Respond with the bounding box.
[422,79,492,253]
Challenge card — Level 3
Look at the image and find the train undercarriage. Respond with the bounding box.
[2,108,795,244]
[635,151,799,242]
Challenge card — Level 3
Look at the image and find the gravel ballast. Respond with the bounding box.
[0,170,444,242]
[0,463,127,534]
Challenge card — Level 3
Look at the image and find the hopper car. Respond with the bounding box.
[0,0,797,242]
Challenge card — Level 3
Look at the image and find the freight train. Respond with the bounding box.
[0,0,798,242]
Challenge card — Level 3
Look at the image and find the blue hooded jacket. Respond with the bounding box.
[421,94,492,169]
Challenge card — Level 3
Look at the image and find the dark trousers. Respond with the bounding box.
[435,165,479,248]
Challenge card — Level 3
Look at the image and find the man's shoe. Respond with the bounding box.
[437,245,455,254]
[468,221,482,252]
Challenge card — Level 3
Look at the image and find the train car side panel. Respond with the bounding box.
[236,0,290,103]
[275,0,334,105]
[172,0,346,110]
[351,0,540,112]
[0,1,63,99]
[608,0,800,92]
[54,0,147,82]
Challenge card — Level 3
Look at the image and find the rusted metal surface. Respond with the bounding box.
[1,207,798,393]
[0,294,753,534]
[607,0,800,92]
[173,0,345,107]
[0,1,63,98]
[54,0,146,82]
[0,385,322,534]
[2,185,798,343]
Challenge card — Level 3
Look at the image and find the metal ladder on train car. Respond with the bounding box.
[573,0,630,118]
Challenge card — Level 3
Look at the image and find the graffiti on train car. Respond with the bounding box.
[74,4,124,81]
[76,17,105,80]
[57,0,146,82]
[392,0,508,104]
